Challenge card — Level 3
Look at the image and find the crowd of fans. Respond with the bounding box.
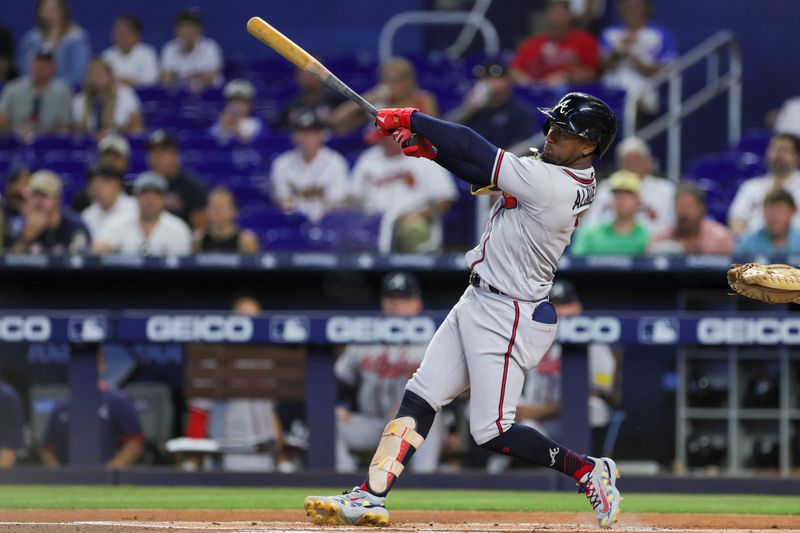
[0,0,798,258]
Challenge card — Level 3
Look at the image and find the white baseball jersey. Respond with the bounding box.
[270,146,350,223]
[335,344,427,420]
[350,146,458,215]
[581,174,676,234]
[728,171,800,232]
[465,149,597,301]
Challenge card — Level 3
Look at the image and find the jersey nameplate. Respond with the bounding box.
[572,184,596,211]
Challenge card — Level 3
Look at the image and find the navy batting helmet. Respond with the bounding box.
[538,92,617,158]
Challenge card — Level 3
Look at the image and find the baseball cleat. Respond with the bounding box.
[578,456,621,528]
[304,487,389,527]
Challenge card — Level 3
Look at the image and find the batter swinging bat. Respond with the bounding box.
[246,16,377,117]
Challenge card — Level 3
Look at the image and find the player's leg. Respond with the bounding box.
[305,293,471,526]
[463,294,621,528]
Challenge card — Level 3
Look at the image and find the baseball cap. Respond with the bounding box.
[146,129,179,151]
[29,170,62,197]
[133,171,168,194]
[176,8,203,25]
[33,47,54,62]
[97,133,131,158]
[608,170,641,194]
[549,280,579,305]
[224,79,255,101]
[381,271,421,299]
[290,107,327,131]
[87,163,125,182]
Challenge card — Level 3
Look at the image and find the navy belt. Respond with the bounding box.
[469,270,507,296]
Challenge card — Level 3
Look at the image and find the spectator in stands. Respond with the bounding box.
[70,134,131,213]
[2,166,32,248]
[729,134,800,236]
[278,61,344,130]
[599,0,677,117]
[649,183,735,255]
[0,25,18,83]
[18,0,91,86]
[487,280,619,474]
[146,130,208,229]
[330,57,438,134]
[0,380,25,468]
[510,0,599,86]
[10,170,90,254]
[160,8,223,93]
[93,171,192,256]
[335,272,444,473]
[193,186,259,254]
[72,58,143,137]
[209,79,265,144]
[445,62,537,149]
[735,189,800,257]
[81,164,137,239]
[101,15,159,87]
[582,137,675,234]
[0,49,72,139]
[41,352,144,469]
[270,107,350,223]
[350,133,458,252]
[571,170,649,256]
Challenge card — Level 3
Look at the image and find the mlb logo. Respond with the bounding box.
[269,316,310,343]
[68,316,108,343]
[638,317,679,344]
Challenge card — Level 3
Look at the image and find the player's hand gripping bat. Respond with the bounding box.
[246,17,419,147]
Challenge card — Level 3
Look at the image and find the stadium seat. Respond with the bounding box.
[734,129,771,156]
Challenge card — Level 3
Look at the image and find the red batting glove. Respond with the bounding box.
[392,128,438,160]
[374,107,419,135]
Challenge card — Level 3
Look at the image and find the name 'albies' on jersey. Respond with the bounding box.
[464,148,596,301]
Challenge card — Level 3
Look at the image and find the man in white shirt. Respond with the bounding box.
[101,16,159,87]
[93,171,192,256]
[210,79,265,145]
[160,9,223,92]
[579,136,675,234]
[81,165,138,238]
[728,133,800,236]
[350,135,458,252]
[270,107,349,223]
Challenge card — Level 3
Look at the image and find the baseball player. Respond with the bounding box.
[335,271,444,473]
[305,93,621,529]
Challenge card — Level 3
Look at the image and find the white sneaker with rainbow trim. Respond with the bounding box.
[305,487,389,527]
[579,456,622,528]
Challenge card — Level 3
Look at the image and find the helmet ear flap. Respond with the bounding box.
[542,118,552,137]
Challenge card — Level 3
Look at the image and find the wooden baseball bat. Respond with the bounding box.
[247,16,377,117]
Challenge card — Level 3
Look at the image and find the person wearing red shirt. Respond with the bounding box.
[511,0,599,86]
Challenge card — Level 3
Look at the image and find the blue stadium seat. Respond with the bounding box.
[734,129,771,157]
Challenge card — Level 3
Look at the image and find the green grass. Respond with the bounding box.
[0,485,798,515]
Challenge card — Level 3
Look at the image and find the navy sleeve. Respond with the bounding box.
[433,152,491,187]
[411,113,498,186]
[0,384,24,449]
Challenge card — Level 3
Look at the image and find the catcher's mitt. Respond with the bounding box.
[727,263,800,304]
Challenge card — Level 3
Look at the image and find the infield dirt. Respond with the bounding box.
[1,509,799,532]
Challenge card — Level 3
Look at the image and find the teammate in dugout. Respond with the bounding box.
[335,271,445,473]
[305,92,622,529]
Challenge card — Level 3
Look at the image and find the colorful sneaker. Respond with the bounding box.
[304,487,389,527]
[578,456,621,528]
